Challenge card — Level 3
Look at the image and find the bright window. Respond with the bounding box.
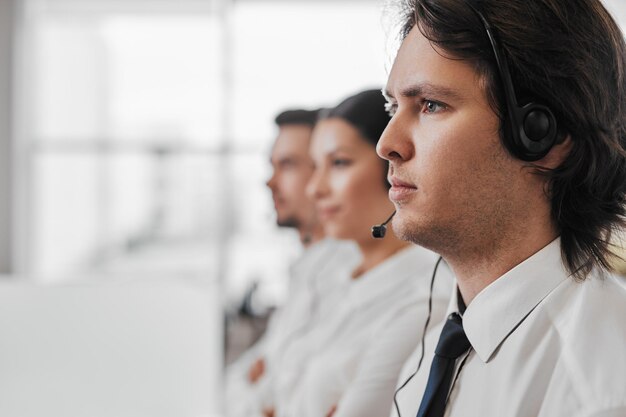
[19,0,387,309]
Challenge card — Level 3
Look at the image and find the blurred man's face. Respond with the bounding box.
[266,124,316,228]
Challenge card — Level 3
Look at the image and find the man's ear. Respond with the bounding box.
[537,134,573,169]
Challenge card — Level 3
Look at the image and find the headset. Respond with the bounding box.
[468,1,559,162]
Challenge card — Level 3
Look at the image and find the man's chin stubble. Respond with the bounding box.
[277,217,300,229]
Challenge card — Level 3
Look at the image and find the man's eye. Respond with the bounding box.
[423,100,446,113]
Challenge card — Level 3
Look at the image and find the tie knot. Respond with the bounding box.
[434,313,471,359]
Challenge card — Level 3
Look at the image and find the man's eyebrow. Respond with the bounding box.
[384,83,464,102]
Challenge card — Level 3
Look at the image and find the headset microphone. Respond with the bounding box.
[371,211,396,239]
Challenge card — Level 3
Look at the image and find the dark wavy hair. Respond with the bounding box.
[392,0,626,279]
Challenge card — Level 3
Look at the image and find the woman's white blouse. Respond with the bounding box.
[275,245,453,417]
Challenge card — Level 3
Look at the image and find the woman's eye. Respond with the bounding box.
[332,158,351,167]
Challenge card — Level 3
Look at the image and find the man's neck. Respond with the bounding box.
[298,224,325,248]
[446,222,559,306]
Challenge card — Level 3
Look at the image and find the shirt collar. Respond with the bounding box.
[460,237,569,362]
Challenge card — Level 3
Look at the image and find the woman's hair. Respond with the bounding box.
[393,0,626,279]
[324,89,391,148]
[322,89,392,187]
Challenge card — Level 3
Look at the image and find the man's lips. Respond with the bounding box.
[388,177,417,202]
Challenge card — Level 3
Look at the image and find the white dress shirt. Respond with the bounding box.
[275,245,453,417]
[225,238,360,417]
[392,238,626,417]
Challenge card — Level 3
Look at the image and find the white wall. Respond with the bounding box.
[604,0,626,29]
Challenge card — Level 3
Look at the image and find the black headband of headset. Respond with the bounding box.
[465,0,558,161]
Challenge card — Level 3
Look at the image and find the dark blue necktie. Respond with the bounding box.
[416,312,471,417]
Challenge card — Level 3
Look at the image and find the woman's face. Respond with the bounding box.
[306,118,394,243]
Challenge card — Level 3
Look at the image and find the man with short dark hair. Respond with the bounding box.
[377,0,626,416]
[267,109,324,242]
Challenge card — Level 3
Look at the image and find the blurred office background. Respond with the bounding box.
[0,0,392,415]
[0,0,625,416]
[1,0,390,295]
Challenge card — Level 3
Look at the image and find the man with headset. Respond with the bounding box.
[377,0,626,416]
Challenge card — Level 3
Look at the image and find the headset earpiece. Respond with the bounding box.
[506,102,558,161]
[469,4,559,162]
